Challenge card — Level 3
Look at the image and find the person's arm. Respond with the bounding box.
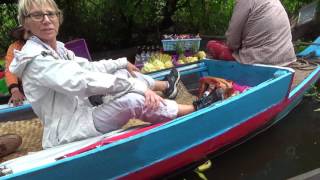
[25,56,147,99]
[72,52,139,78]
[5,41,25,105]
[63,46,138,76]
[5,42,21,89]
[225,0,252,51]
[72,52,129,74]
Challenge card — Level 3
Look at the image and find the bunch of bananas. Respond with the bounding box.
[197,51,206,59]
[141,53,173,73]
[177,56,198,64]
[177,51,206,65]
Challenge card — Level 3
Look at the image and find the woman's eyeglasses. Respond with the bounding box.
[25,11,59,22]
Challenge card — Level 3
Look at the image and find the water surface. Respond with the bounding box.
[174,98,320,180]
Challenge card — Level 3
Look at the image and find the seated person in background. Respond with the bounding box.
[207,0,296,66]
[5,25,28,106]
[11,0,218,149]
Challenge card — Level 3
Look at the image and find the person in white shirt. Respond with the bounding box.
[11,0,218,148]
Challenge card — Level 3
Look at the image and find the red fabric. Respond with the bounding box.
[198,77,235,98]
[0,72,4,79]
[206,40,235,60]
[232,82,250,93]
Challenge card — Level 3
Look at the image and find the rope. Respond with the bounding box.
[289,50,320,70]
[293,41,320,47]
[289,58,318,71]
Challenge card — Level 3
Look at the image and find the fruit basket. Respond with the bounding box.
[162,38,201,52]
[161,34,201,52]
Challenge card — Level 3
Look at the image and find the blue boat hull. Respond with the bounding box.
[1,60,296,179]
[1,38,319,180]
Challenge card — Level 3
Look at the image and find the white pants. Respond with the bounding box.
[92,69,178,133]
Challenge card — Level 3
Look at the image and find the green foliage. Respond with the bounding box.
[173,0,233,35]
[305,85,320,102]
[56,0,234,51]
[0,3,18,57]
[0,0,317,53]
[294,40,311,53]
[55,0,170,50]
[281,0,315,15]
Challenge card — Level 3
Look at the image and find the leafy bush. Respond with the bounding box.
[56,0,234,52]
[173,0,233,35]
[0,3,18,57]
[282,0,315,16]
[0,0,316,54]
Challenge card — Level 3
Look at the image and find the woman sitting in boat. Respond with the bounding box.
[10,0,218,149]
[207,0,296,66]
[5,26,29,106]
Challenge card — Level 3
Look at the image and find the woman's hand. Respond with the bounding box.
[8,87,25,106]
[127,62,140,77]
[144,89,165,110]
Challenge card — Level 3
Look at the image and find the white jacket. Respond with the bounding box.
[10,36,148,148]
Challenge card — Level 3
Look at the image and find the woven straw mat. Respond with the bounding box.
[0,118,43,162]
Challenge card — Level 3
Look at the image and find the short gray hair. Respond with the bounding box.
[17,0,63,25]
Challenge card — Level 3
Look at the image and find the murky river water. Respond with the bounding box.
[171,98,320,180]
